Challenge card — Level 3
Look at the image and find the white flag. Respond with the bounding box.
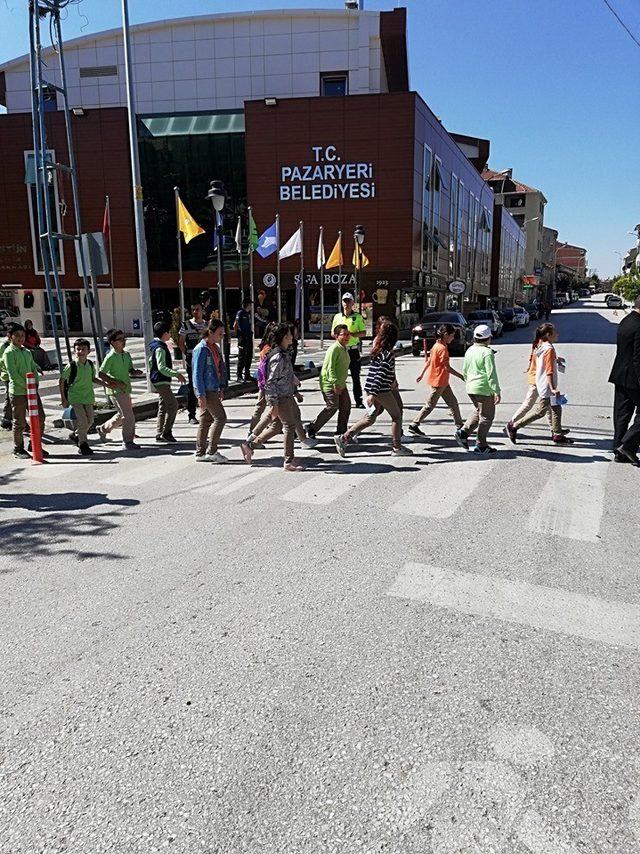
[234,216,242,254]
[279,226,302,260]
[317,228,326,269]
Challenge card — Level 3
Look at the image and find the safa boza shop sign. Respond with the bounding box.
[279,145,376,202]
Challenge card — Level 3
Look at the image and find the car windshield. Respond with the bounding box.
[467,312,491,320]
[421,313,461,324]
[502,309,515,317]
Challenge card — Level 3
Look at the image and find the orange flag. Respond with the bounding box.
[325,233,343,269]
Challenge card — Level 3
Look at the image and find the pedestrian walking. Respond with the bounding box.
[455,324,501,455]
[306,323,351,438]
[1,324,46,459]
[59,338,113,456]
[334,320,413,457]
[234,298,254,383]
[608,294,640,465]
[149,321,187,444]
[200,290,214,322]
[97,329,145,450]
[241,322,307,471]
[192,319,229,463]
[248,323,276,435]
[509,324,570,438]
[0,323,19,430]
[544,302,552,322]
[505,323,573,446]
[332,293,366,408]
[178,303,207,424]
[408,323,464,436]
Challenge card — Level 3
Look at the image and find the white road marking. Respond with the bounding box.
[526,460,608,542]
[390,459,495,518]
[213,467,277,495]
[387,562,640,650]
[517,809,579,854]
[102,452,193,486]
[280,471,372,505]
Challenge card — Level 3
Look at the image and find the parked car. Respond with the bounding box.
[466,309,504,338]
[523,301,540,320]
[411,311,471,357]
[552,297,564,309]
[605,294,623,308]
[512,306,530,327]
[579,288,590,298]
[499,308,518,330]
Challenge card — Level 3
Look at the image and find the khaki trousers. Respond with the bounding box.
[514,397,562,435]
[311,388,351,435]
[412,384,462,428]
[154,384,178,437]
[345,389,403,448]
[255,395,299,462]
[196,391,227,455]
[463,394,496,448]
[249,389,267,433]
[10,393,45,451]
[2,380,11,425]
[511,384,552,427]
[74,403,94,445]
[103,392,136,444]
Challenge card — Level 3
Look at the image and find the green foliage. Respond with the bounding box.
[613,271,640,302]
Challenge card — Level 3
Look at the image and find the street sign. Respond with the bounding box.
[448,280,466,295]
[132,318,141,332]
[75,232,109,277]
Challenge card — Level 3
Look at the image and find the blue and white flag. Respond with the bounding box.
[257,221,278,258]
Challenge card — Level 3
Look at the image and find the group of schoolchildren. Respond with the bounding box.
[0,311,572,465]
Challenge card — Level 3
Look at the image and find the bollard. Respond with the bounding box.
[26,372,44,465]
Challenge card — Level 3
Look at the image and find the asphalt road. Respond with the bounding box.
[1,297,639,854]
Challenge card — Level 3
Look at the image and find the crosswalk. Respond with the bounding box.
[12,433,614,544]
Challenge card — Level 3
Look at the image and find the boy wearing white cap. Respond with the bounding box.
[455,324,501,454]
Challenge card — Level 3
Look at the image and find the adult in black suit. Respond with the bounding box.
[608,295,640,465]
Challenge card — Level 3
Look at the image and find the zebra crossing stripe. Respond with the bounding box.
[391,459,496,518]
[213,467,278,495]
[387,562,640,650]
[280,471,373,505]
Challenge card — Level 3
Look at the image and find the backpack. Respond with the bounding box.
[63,359,94,397]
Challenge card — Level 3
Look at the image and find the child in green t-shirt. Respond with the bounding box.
[1,324,46,460]
[59,338,114,457]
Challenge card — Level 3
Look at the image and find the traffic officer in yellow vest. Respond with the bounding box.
[331,293,366,408]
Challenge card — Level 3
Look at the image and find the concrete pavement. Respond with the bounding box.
[1,297,639,853]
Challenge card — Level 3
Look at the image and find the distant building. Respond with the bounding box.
[556,243,587,280]
[541,226,558,301]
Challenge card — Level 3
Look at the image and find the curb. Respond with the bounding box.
[52,343,413,428]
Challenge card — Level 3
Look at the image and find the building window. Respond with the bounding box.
[431,158,443,273]
[421,145,432,271]
[42,84,57,112]
[24,150,65,275]
[449,174,458,276]
[320,72,348,97]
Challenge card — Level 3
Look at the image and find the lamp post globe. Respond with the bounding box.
[207,179,231,365]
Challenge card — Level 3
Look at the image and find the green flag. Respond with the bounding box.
[249,212,259,252]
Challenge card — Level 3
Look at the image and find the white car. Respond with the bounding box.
[466,310,504,338]
[512,306,530,327]
[605,294,623,309]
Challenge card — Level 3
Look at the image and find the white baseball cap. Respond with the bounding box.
[342,292,355,302]
[473,324,492,340]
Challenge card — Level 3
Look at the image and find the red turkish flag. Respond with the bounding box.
[102,199,110,246]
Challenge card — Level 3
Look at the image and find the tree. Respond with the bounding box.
[613,270,640,302]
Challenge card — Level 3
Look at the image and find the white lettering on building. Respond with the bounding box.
[279,145,375,202]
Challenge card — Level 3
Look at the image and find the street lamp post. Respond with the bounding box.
[354,224,365,315]
[207,180,231,367]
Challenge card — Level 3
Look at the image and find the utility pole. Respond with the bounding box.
[121,0,154,390]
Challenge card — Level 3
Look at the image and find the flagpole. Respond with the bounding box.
[237,215,244,302]
[276,213,281,322]
[106,195,117,328]
[319,225,325,349]
[299,219,304,353]
[338,229,343,302]
[248,205,255,336]
[174,186,185,326]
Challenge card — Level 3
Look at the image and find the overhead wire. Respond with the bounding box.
[601,0,640,50]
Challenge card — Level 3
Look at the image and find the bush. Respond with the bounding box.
[613,271,640,303]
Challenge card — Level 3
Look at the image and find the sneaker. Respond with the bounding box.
[188,417,199,425]
[28,443,49,458]
[392,445,414,456]
[504,421,518,444]
[1,420,11,430]
[355,401,365,409]
[97,426,108,443]
[552,434,574,445]
[454,428,469,450]
[209,452,229,464]
[334,434,347,458]
[13,448,30,460]
[195,453,212,462]
[613,452,637,465]
[68,432,79,446]
[350,434,359,444]
[284,459,305,472]
[162,433,178,444]
[124,442,141,451]
[472,445,497,455]
[300,437,319,450]
[240,441,254,465]
[615,444,639,465]
[155,434,165,442]
[408,423,425,436]
[305,424,316,440]
[78,442,93,457]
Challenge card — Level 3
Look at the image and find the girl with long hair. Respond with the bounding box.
[334,320,412,457]
[409,323,464,436]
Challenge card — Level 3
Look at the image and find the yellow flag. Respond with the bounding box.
[352,244,370,269]
[325,233,343,269]
[177,196,205,244]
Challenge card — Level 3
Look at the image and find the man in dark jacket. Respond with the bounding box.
[608,295,640,464]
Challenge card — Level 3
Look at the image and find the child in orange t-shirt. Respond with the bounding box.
[408,323,464,436]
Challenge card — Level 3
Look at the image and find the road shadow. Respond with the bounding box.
[304,459,417,474]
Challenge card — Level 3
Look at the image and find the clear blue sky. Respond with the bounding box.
[1,0,638,277]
